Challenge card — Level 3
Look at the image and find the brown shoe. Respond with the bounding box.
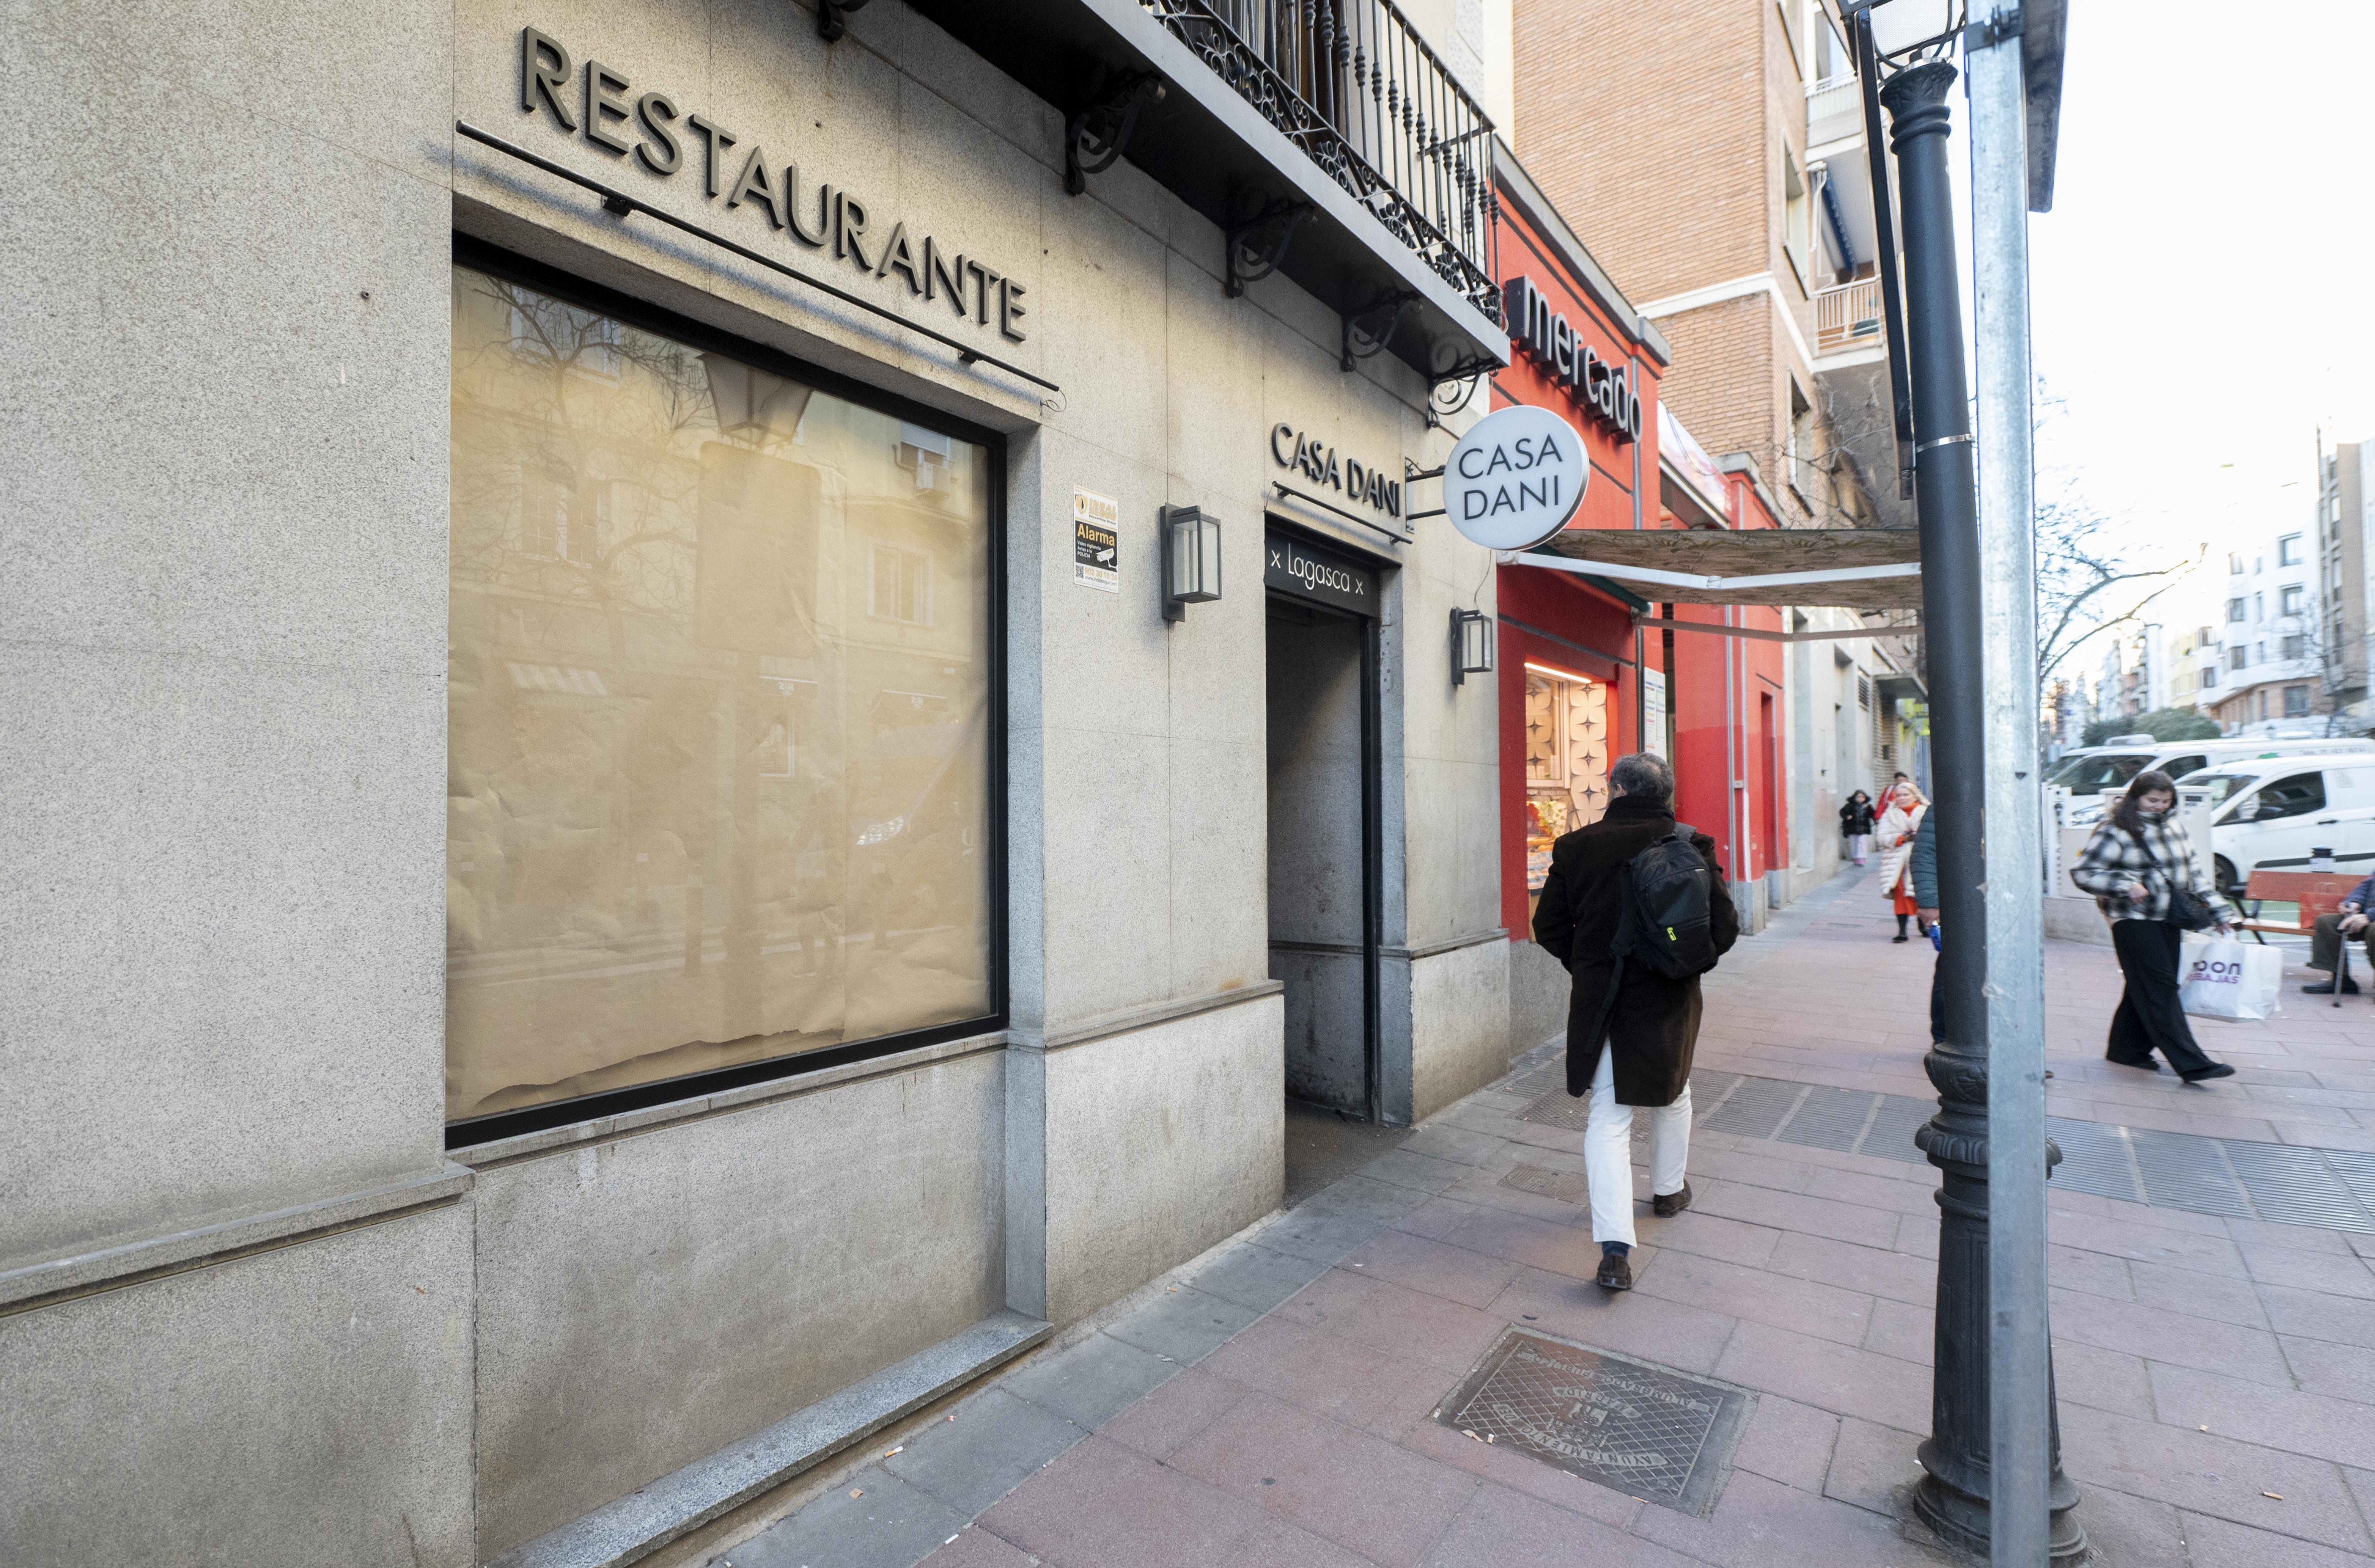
[1652,1184,1692,1219]
[1596,1250,1633,1290]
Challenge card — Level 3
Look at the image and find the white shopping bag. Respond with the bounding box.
[2178,937,2283,1022]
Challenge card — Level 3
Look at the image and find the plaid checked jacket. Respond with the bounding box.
[2069,816,2227,925]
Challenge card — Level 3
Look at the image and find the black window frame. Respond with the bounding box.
[445,235,1010,1150]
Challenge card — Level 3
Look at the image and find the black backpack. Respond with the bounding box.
[1611,823,1722,979]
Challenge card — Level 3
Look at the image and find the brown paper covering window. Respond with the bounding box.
[446,267,994,1122]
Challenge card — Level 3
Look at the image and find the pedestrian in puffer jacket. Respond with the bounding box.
[1840,791,1876,865]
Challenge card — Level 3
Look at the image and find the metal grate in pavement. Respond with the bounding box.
[1773,1084,1876,1153]
[1859,1094,1938,1163]
[2131,1127,2255,1218]
[2321,1149,2375,1211]
[1436,1328,1752,1516]
[1700,1075,1806,1139]
[2225,1140,2375,1231]
[2040,1117,2142,1205]
[1516,1086,1593,1133]
[1518,1066,2375,1233]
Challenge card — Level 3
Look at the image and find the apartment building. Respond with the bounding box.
[2318,435,2375,725]
[2093,621,2167,722]
[1512,0,1908,904]
[2168,624,2225,713]
[2213,534,2329,734]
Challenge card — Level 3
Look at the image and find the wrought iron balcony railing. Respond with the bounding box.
[1141,0,1500,322]
[895,0,1510,379]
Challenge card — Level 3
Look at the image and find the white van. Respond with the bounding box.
[2052,737,2375,827]
[2172,756,2375,894]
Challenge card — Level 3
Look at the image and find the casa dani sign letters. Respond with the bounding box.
[1504,277,1641,443]
[516,28,1030,343]
[1270,424,1403,520]
[1445,405,1587,552]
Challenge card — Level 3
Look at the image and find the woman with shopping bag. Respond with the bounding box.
[1876,784,1930,943]
[2069,770,2238,1082]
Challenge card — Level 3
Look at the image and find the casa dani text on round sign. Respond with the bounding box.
[1445,405,1587,551]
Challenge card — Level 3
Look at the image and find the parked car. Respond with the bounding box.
[2052,737,2375,826]
[2171,755,2375,895]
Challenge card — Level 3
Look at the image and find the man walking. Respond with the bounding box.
[1532,753,1740,1290]
[2303,871,2375,994]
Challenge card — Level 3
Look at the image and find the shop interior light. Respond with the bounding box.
[1161,505,1223,622]
[1452,608,1496,685]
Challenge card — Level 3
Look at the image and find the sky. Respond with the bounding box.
[2021,0,2375,649]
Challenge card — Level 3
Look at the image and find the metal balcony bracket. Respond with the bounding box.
[815,0,870,42]
[1403,457,1448,519]
[1065,71,1165,197]
[1224,198,1316,298]
[1423,352,1497,421]
[1342,290,1420,373]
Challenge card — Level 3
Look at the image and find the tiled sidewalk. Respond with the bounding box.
[1699,869,2375,1153]
[719,874,2375,1568]
[726,1117,2375,1564]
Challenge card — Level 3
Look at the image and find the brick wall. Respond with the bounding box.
[1514,0,1872,533]
[1511,0,1767,304]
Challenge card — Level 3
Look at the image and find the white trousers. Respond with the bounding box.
[1584,1044,1692,1246]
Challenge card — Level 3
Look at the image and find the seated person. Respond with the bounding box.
[2305,872,2375,994]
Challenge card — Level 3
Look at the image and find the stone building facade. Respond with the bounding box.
[0,2,1521,1562]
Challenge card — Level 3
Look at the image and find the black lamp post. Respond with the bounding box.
[1881,57,2084,1562]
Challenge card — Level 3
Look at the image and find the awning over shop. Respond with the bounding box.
[1509,527,1922,611]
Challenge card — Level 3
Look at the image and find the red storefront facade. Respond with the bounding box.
[1654,414,1791,926]
[1488,148,1667,954]
[1490,149,1790,1038]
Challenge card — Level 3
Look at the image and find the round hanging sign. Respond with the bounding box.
[1444,404,1588,551]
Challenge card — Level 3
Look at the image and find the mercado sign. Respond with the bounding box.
[1503,276,1642,443]
[515,27,1030,342]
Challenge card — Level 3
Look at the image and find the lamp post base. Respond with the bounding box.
[1914,1048,2089,1564]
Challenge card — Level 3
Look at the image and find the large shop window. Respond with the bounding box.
[1522,664,1610,915]
[447,261,998,1131]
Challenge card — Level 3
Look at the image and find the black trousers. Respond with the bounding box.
[2106,918,2216,1074]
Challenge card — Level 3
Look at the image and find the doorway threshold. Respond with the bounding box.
[1283,1097,1414,1208]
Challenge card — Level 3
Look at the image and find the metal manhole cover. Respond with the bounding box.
[1435,1328,1752,1516]
[1500,1164,1587,1203]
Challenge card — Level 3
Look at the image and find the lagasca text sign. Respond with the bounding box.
[515,27,1029,342]
[1265,530,1378,617]
[1445,405,1588,551]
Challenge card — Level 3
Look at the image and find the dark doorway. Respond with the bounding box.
[1266,599,1381,1120]
[1264,525,1390,1201]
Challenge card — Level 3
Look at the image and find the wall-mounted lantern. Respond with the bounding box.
[1452,608,1495,685]
[1161,505,1223,622]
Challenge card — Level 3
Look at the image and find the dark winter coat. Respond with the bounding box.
[1839,797,1877,835]
[1532,793,1741,1108]
[1909,811,1938,909]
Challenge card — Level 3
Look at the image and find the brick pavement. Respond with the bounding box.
[719,874,2375,1568]
[1700,867,2375,1153]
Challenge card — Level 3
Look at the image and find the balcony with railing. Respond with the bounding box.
[1807,74,1862,146]
[901,0,1507,380]
[1815,275,1883,355]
